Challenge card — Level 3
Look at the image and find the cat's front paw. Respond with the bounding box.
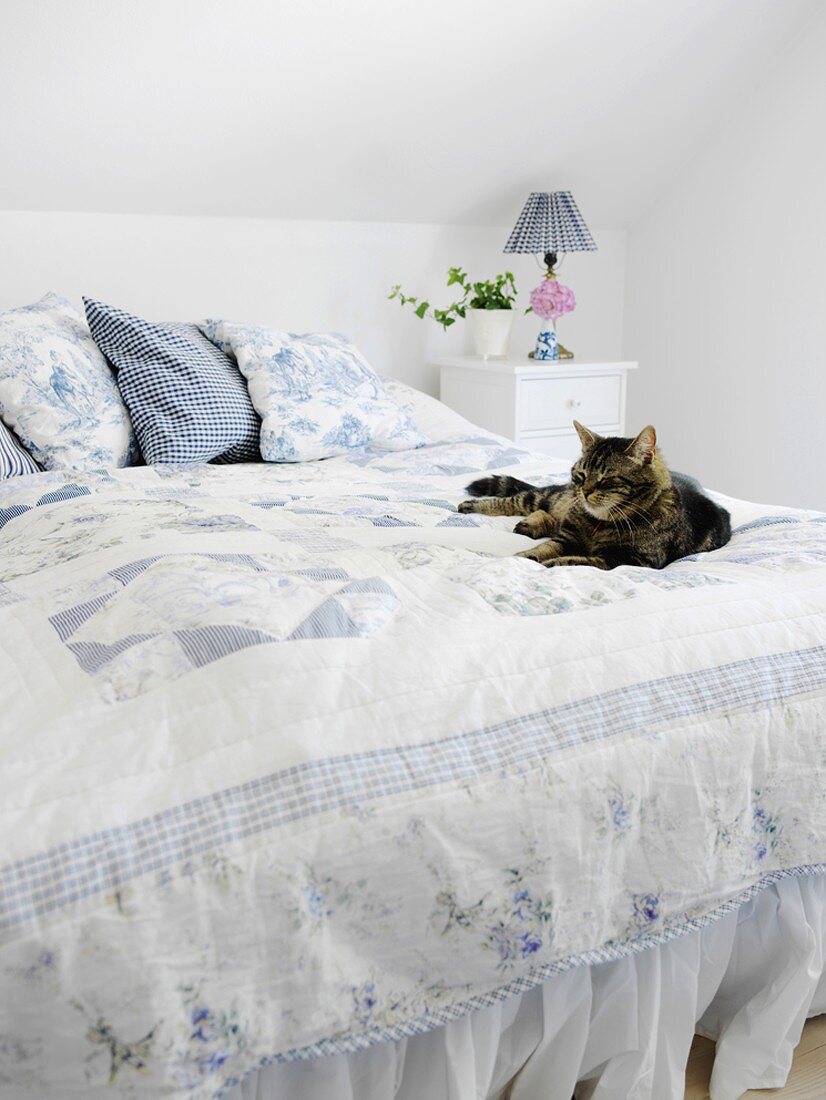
[515,545,546,561]
[514,517,555,539]
[515,542,558,565]
[457,500,478,514]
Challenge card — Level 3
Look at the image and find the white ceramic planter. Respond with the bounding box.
[469,308,513,359]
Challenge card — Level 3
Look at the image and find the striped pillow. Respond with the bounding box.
[84,299,260,465]
[0,419,41,479]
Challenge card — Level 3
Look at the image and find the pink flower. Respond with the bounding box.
[529,279,576,321]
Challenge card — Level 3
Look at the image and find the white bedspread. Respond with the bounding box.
[1,422,825,1098]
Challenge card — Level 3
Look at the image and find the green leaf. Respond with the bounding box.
[389,266,516,326]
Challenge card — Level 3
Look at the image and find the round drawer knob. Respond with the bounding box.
[566,398,582,409]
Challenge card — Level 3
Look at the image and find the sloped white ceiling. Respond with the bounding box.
[0,0,819,227]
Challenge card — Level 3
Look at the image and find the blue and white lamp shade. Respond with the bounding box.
[503,192,597,255]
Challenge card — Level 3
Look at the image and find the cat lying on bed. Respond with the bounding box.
[458,421,731,570]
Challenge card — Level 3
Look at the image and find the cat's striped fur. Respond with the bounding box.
[458,422,731,570]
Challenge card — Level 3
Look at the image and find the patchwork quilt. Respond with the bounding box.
[1,427,825,1097]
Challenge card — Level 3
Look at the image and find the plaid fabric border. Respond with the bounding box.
[2,644,824,933]
[213,863,826,1095]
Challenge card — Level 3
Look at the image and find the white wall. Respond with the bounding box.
[2,1,818,229]
[0,210,625,396]
[623,10,826,510]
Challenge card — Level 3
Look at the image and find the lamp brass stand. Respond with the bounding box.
[527,250,574,359]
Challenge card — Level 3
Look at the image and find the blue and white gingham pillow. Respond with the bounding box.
[0,420,40,479]
[84,299,260,465]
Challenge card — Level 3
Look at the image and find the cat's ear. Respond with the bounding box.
[626,425,657,465]
[573,420,599,451]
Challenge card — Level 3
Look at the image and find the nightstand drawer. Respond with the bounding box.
[520,375,621,431]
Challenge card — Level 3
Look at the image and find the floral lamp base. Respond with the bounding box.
[533,319,559,361]
[528,275,576,360]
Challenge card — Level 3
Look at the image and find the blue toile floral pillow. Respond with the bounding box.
[0,293,137,470]
[199,321,427,462]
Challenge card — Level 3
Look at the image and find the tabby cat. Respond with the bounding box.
[458,421,731,569]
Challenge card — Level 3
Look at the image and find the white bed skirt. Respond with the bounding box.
[225,874,826,1100]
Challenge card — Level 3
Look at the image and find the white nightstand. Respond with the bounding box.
[432,356,638,461]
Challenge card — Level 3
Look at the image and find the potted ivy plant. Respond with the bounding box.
[388,267,517,358]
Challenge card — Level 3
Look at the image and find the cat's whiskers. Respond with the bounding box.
[618,499,658,531]
[606,502,634,540]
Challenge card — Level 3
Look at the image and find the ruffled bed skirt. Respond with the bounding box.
[225,874,826,1100]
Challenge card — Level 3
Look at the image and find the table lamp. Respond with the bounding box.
[504,191,596,360]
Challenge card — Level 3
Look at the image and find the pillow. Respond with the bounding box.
[0,293,136,470]
[199,321,426,462]
[84,300,260,465]
[0,420,41,479]
[380,376,484,441]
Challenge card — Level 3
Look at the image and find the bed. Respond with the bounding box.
[1,381,824,1100]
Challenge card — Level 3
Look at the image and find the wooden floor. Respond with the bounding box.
[684,1016,826,1099]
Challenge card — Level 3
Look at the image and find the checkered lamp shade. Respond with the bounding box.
[503,191,597,255]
